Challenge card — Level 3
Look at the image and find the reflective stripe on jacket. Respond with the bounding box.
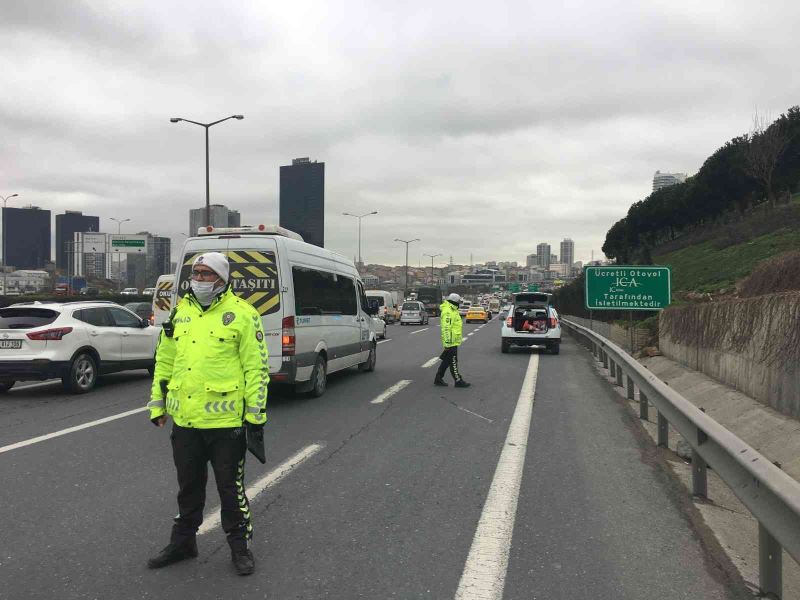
[148,287,269,428]
[440,301,462,348]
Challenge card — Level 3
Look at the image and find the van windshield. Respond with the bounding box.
[368,296,385,306]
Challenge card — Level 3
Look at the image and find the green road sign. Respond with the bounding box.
[585,266,671,310]
[509,283,520,293]
[527,283,539,292]
[111,239,145,247]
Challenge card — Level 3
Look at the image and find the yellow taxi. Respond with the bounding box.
[465,305,489,324]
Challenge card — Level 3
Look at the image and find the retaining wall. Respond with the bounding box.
[659,293,800,418]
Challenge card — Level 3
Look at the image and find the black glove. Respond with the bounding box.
[245,422,266,463]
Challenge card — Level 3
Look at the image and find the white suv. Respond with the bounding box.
[0,301,160,394]
[500,293,561,354]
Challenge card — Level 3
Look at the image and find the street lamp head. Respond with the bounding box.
[170,118,182,123]
[233,115,244,120]
[9,194,18,199]
[370,211,378,215]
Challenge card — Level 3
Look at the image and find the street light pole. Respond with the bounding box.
[342,211,378,266]
[395,238,419,300]
[1,193,19,295]
[424,253,442,284]
[110,218,131,291]
[170,115,244,227]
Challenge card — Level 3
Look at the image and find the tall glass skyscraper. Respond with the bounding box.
[279,157,325,247]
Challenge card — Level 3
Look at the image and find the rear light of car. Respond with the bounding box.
[281,316,295,356]
[549,317,558,328]
[27,327,73,341]
[505,317,513,327]
[149,312,155,325]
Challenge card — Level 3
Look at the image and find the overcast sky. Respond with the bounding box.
[2,1,799,268]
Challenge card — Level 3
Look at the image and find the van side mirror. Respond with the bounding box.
[140,318,150,328]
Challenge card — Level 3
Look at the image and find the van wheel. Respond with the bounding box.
[550,343,561,355]
[359,342,377,372]
[501,340,510,354]
[310,355,327,397]
[63,352,97,394]
[0,380,15,393]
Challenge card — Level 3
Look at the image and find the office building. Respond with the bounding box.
[126,233,171,290]
[71,232,111,279]
[189,204,241,236]
[526,254,538,268]
[560,238,575,267]
[652,170,687,192]
[536,243,551,270]
[55,211,99,270]
[2,206,51,270]
[280,157,325,247]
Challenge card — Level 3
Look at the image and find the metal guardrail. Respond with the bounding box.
[562,318,800,600]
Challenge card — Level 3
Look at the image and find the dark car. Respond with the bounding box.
[124,302,153,323]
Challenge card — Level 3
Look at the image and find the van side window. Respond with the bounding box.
[292,267,357,316]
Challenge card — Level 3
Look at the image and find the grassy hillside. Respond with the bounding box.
[650,193,800,294]
[655,228,800,293]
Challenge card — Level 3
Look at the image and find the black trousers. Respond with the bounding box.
[170,424,252,550]
[436,346,464,382]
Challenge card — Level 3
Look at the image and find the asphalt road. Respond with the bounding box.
[0,316,749,599]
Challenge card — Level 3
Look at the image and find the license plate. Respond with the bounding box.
[0,340,22,349]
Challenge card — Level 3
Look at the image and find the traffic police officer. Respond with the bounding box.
[434,293,471,387]
[146,252,268,575]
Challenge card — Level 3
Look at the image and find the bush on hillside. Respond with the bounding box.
[738,251,800,298]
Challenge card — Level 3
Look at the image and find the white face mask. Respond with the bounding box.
[191,280,223,306]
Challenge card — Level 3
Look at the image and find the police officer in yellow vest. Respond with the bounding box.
[146,252,268,576]
[434,293,471,388]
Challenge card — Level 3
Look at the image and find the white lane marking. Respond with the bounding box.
[377,339,392,345]
[455,353,539,600]
[0,407,148,455]
[370,379,413,404]
[199,443,324,535]
[422,356,440,368]
[11,380,61,391]
[468,333,475,336]
[410,328,429,335]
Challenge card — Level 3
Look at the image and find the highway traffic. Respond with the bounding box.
[0,317,748,599]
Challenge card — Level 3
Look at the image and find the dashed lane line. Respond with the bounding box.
[370,380,413,404]
[378,339,392,345]
[198,443,324,536]
[454,353,539,600]
[0,407,148,455]
[422,356,440,368]
[410,328,429,335]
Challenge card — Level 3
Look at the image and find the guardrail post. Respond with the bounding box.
[626,376,635,400]
[692,449,707,499]
[759,522,782,599]
[657,412,668,447]
[609,358,615,378]
[616,365,623,387]
[639,391,649,421]
[602,350,608,370]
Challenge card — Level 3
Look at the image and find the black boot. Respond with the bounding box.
[454,380,471,388]
[147,539,198,569]
[434,376,448,386]
[232,548,255,575]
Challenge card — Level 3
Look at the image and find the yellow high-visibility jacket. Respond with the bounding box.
[440,300,463,348]
[148,287,268,428]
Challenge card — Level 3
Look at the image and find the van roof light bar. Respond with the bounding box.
[196,224,304,241]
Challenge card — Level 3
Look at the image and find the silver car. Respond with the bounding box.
[400,301,429,325]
